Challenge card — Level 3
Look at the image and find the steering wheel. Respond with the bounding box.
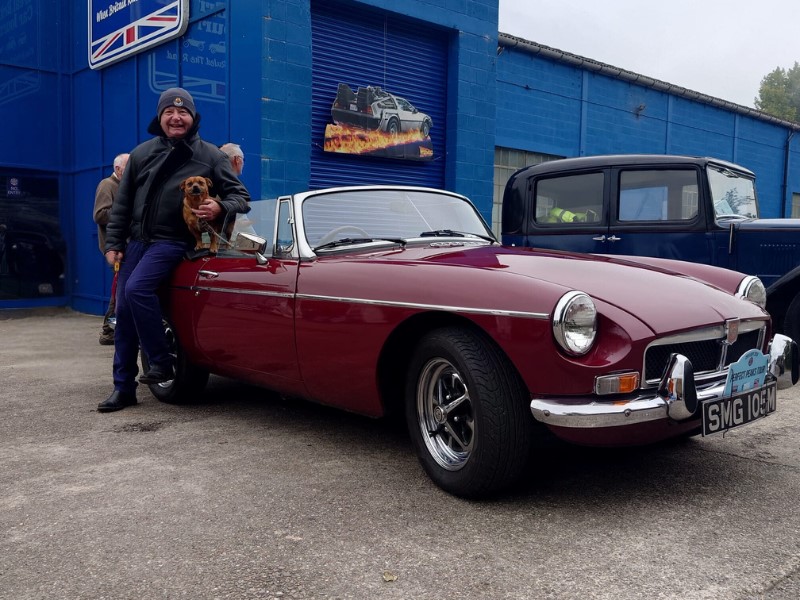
[316,226,370,246]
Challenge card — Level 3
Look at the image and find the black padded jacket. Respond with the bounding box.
[105,113,250,252]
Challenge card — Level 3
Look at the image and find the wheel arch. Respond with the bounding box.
[376,311,526,418]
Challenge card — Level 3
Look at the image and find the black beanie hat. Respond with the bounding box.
[157,87,196,118]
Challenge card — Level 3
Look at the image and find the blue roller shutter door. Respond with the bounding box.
[310,1,447,189]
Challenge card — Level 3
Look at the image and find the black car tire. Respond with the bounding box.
[784,292,800,344]
[140,320,209,404]
[386,118,400,136]
[405,327,533,498]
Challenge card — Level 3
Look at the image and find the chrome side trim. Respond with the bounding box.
[294,293,549,319]
[187,287,549,319]
[192,286,295,299]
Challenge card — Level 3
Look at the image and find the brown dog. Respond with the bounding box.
[181,176,224,253]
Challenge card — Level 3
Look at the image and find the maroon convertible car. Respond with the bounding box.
[144,186,798,497]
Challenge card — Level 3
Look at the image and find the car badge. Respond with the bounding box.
[724,319,739,345]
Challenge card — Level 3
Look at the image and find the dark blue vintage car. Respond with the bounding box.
[501,154,800,343]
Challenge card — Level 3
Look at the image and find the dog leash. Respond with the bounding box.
[198,219,234,249]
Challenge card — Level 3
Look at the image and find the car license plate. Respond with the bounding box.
[701,380,776,436]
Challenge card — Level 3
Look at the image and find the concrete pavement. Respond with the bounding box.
[2,308,800,600]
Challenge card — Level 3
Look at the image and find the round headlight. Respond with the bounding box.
[553,291,597,356]
[737,276,767,309]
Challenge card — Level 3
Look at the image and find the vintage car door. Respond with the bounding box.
[605,165,714,261]
[518,169,610,254]
[190,199,301,383]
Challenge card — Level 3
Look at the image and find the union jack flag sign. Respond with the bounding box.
[88,0,189,70]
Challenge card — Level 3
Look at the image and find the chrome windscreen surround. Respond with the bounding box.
[642,320,767,386]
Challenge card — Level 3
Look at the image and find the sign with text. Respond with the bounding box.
[88,0,189,70]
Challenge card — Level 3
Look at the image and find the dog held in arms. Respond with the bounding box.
[181,176,227,253]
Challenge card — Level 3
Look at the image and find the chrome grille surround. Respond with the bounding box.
[643,320,767,386]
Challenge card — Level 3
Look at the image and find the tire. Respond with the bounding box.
[140,319,209,404]
[784,293,800,345]
[386,118,400,136]
[405,327,534,498]
[420,120,430,138]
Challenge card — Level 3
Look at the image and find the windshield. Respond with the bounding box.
[707,165,758,219]
[300,189,494,247]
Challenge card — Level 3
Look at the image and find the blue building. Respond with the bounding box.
[1,0,798,313]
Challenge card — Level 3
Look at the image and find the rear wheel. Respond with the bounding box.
[140,319,209,404]
[386,118,400,136]
[405,327,534,498]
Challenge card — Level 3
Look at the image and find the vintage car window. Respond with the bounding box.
[217,198,277,257]
[707,165,759,219]
[302,189,491,246]
[618,169,699,222]
[275,199,295,254]
[533,172,604,225]
[397,98,413,112]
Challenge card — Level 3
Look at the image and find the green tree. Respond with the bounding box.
[755,62,800,122]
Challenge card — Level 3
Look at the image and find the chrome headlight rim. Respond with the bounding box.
[552,291,597,356]
[736,275,767,309]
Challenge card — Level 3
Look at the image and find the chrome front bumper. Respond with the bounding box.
[530,334,798,429]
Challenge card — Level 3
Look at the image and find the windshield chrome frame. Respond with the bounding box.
[290,185,495,258]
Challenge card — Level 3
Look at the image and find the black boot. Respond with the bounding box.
[138,365,174,385]
[97,391,137,413]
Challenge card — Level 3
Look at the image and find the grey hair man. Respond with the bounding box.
[93,152,129,345]
[220,142,244,176]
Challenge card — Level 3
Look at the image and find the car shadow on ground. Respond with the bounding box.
[146,374,717,501]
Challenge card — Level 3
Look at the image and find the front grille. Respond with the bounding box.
[645,340,719,380]
[727,329,762,364]
[644,323,765,383]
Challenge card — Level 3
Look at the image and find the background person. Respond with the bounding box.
[220,142,244,176]
[93,152,129,345]
[99,87,250,413]
[218,143,248,245]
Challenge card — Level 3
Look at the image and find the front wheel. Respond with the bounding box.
[140,319,209,404]
[405,327,534,498]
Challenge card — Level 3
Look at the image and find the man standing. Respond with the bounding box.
[93,153,129,345]
[220,142,244,176]
[99,87,250,413]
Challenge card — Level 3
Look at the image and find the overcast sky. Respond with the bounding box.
[498,0,799,108]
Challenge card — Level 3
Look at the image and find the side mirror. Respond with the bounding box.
[235,232,269,265]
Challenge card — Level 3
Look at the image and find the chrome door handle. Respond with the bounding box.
[592,235,606,242]
[198,270,219,279]
[607,235,621,242]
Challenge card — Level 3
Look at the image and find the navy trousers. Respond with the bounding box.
[112,239,187,393]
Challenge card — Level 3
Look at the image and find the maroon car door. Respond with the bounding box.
[189,253,301,384]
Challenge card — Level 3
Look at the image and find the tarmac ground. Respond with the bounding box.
[1,308,800,600]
